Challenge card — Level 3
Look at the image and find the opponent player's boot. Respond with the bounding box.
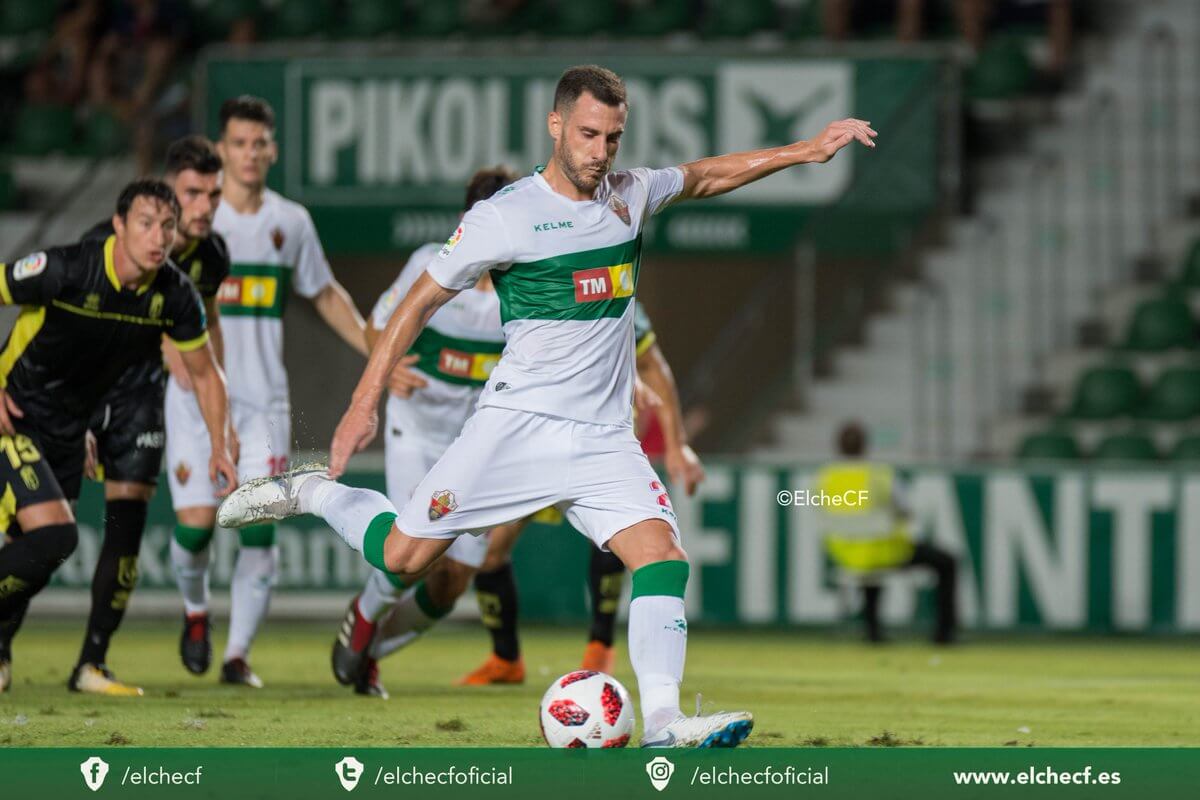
[216,463,329,528]
[220,657,264,689]
[331,596,375,686]
[68,663,144,697]
[354,658,388,699]
[0,659,10,693]
[180,612,212,675]
[456,654,525,686]
[580,640,615,673]
[640,707,754,749]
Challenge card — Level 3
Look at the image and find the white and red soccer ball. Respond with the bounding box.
[539,670,634,748]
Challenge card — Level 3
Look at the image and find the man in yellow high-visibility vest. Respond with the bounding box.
[814,422,957,644]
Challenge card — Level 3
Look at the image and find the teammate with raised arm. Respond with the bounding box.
[219,65,874,746]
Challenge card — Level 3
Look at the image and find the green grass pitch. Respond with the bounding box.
[1,620,1197,747]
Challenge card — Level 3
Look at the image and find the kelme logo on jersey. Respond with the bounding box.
[573,264,633,303]
[439,224,464,259]
[438,348,499,382]
[429,490,458,521]
[13,252,47,281]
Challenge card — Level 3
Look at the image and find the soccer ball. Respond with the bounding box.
[539,670,634,748]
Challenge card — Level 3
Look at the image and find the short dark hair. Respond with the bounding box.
[164,135,222,177]
[219,95,276,133]
[116,178,180,220]
[837,422,868,457]
[553,65,627,114]
[464,166,520,209]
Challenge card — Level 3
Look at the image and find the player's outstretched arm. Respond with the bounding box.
[180,343,238,495]
[676,118,877,202]
[313,280,369,356]
[329,273,459,477]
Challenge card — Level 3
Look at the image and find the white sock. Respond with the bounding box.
[358,569,402,622]
[170,539,211,616]
[224,545,278,662]
[629,595,687,734]
[369,583,442,659]
[300,478,396,552]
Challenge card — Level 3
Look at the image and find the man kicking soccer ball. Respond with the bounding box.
[218,64,875,748]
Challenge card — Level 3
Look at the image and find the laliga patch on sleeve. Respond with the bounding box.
[438,225,464,259]
[13,252,47,281]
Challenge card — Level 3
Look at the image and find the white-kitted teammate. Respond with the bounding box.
[168,96,367,687]
[219,66,875,745]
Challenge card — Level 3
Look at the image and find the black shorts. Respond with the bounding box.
[88,379,166,486]
[0,420,82,536]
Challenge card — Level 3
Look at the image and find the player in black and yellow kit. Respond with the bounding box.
[0,179,237,695]
[72,138,231,694]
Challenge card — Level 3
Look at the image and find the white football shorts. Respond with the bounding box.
[165,376,291,510]
[395,405,680,551]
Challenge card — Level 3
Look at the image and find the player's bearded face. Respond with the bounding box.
[118,196,177,274]
[219,119,276,189]
[173,169,222,242]
[553,96,625,194]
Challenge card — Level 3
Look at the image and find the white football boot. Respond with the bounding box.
[640,698,754,748]
[217,462,329,528]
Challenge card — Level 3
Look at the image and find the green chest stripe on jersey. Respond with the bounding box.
[408,327,505,387]
[492,236,641,324]
[217,263,292,319]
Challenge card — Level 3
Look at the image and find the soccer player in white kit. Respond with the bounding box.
[168,96,367,687]
[220,66,875,746]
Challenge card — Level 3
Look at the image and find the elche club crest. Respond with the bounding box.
[608,193,631,225]
[428,489,458,520]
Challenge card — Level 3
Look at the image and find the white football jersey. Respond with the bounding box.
[372,242,504,451]
[426,167,683,426]
[213,189,334,410]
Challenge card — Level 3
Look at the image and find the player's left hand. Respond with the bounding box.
[808,118,877,163]
[84,430,100,481]
[665,444,705,497]
[210,449,238,497]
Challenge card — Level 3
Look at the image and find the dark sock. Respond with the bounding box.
[587,548,625,647]
[0,598,29,661]
[473,562,520,661]
[78,499,147,666]
[863,584,884,642]
[0,523,78,620]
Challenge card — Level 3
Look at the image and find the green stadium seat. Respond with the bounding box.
[624,0,692,37]
[1124,297,1196,351]
[1171,435,1200,461]
[194,0,262,41]
[1016,430,1081,460]
[80,111,126,157]
[9,104,73,156]
[553,0,616,36]
[342,0,404,37]
[1069,365,1142,419]
[270,0,334,39]
[1092,432,1159,463]
[1139,367,1200,421]
[965,37,1034,100]
[0,0,56,35]
[409,1,462,37]
[702,0,775,37]
[1180,239,1200,288]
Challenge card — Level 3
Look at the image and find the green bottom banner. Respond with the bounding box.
[3,748,1198,799]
